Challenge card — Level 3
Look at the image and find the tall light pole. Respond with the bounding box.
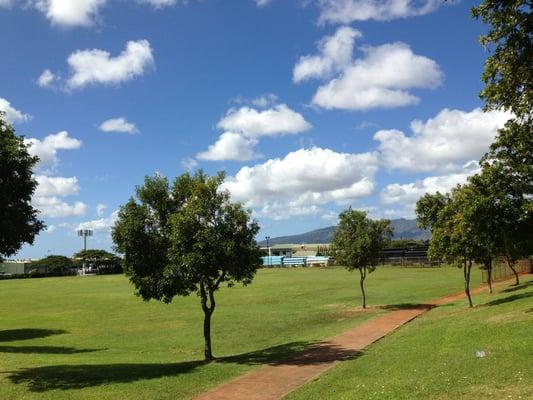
[77,229,93,251]
[265,236,271,267]
[77,229,93,275]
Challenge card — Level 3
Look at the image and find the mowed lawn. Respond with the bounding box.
[287,275,533,400]
[0,266,481,400]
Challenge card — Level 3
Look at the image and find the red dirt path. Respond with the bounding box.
[193,279,518,400]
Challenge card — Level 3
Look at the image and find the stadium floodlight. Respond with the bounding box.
[77,229,93,251]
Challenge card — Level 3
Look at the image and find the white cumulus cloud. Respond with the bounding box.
[33,175,86,218]
[374,108,512,172]
[37,69,57,88]
[40,40,154,91]
[0,98,31,124]
[379,161,480,218]
[96,204,107,217]
[33,196,87,218]
[25,131,82,170]
[34,175,79,197]
[218,104,311,138]
[99,117,139,134]
[294,28,443,110]
[222,147,378,219]
[77,210,118,232]
[317,0,444,24]
[293,26,361,82]
[381,163,479,206]
[66,40,154,90]
[315,43,442,110]
[33,0,107,27]
[197,102,311,162]
[197,132,260,161]
[24,131,86,218]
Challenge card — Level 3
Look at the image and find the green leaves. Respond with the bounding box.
[31,255,73,272]
[0,112,45,259]
[331,208,392,272]
[112,170,262,303]
[472,0,532,117]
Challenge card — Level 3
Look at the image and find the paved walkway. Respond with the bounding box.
[193,282,507,400]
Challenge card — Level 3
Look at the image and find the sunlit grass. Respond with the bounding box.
[287,276,533,400]
[0,266,481,399]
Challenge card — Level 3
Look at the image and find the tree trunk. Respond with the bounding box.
[359,267,367,309]
[464,259,473,308]
[203,309,213,361]
[200,282,216,361]
[506,256,520,286]
[485,257,493,294]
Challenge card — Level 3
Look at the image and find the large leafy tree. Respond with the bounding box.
[418,183,503,307]
[112,171,261,361]
[472,165,533,285]
[419,187,478,307]
[0,112,44,260]
[473,0,532,241]
[331,209,392,309]
[472,0,532,117]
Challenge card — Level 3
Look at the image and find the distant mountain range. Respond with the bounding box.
[259,219,430,246]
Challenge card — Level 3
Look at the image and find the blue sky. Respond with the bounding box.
[0,0,511,259]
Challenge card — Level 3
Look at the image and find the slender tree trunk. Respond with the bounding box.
[506,256,520,286]
[200,282,216,361]
[359,267,367,309]
[485,257,493,294]
[464,259,473,308]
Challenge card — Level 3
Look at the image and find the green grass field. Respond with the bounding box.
[0,266,480,400]
[287,275,533,400]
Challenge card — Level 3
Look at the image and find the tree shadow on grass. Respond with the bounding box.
[224,341,360,366]
[0,346,103,354]
[0,329,67,342]
[6,361,207,392]
[378,303,436,311]
[6,341,361,392]
[484,291,533,307]
[501,280,533,293]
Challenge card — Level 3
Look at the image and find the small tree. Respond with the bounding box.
[419,183,502,307]
[31,255,73,273]
[112,171,261,361]
[473,163,533,286]
[73,249,122,274]
[331,209,391,308]
[0,112,44,260]
[420,188,477,308]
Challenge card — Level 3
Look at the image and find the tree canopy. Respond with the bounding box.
[418,186,479,307]
[0,112,44,260]
[73,249,120,262]
[472,0,532,117]
[112,171,261,360]
[331,209,392,309]
[73,249,122,274]
[31,255,73,273]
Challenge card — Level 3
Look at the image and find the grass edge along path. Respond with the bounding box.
[193,276,524,400]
